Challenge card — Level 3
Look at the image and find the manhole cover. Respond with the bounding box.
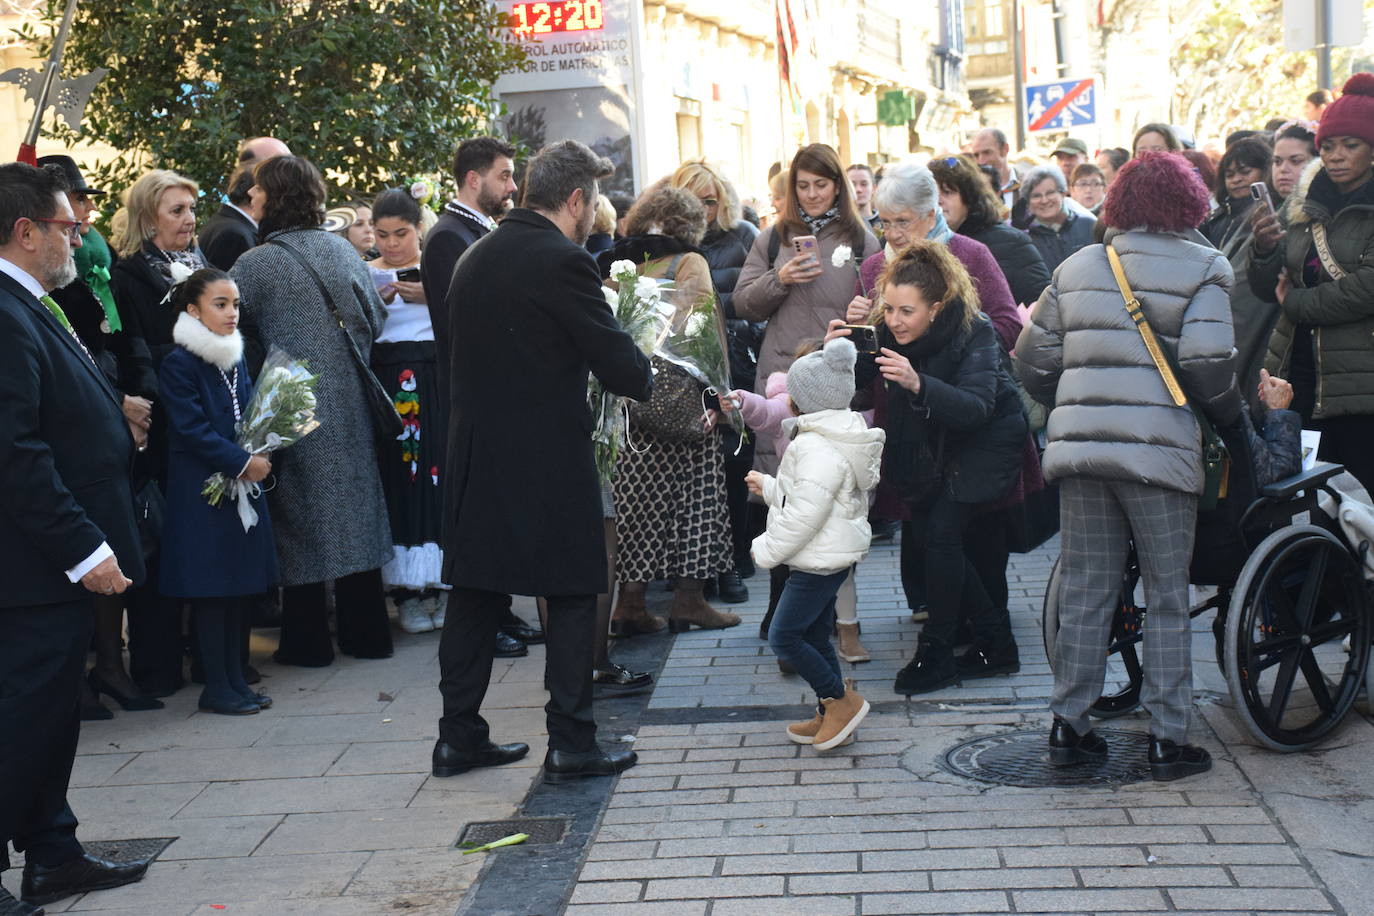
[941,728,1151,788]
[83,837,178,864]
[458,817,569,848]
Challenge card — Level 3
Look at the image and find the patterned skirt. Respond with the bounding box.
[612,425,733,583]
[373,340,447,590]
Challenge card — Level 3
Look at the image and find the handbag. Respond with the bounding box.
[268,238,404,441]
[1105,242,1230,510]
[628,354,707,442]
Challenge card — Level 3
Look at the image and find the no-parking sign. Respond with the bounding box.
[1025,77,1097,133]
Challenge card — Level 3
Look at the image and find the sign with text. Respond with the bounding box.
[1025,77,1097,133]
[495,0,634,93]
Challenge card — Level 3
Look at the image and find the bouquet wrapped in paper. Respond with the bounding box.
[202,345,321,530]
[653,280,744,441]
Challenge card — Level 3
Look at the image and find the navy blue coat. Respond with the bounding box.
[157,345,278,598]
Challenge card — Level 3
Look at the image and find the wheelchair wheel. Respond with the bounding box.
[1225,525,1372,752]
[1042,555,1144,718]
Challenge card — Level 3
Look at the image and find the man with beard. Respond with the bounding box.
[0,163,147,913]
[433,140,652,783]
[420,137,538,653]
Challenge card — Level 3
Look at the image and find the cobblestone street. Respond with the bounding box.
[27,536,1374,914]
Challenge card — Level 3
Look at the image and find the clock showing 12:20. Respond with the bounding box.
[509,0,606,36]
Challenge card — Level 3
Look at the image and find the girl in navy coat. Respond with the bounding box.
[159,268,278,714]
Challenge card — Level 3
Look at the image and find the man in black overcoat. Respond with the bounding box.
[197,164,259,270]
[0,164,149,913]
[435,140,653,783]
[421,136,540,653]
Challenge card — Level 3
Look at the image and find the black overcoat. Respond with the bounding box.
[0,271,145,607]
[421,206,489,399]
[442,208,652,596]
[198,205,258,271]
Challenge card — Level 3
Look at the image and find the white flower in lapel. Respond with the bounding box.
[831,245,853,268]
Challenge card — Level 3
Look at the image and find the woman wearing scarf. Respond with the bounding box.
[846,160,1033,692]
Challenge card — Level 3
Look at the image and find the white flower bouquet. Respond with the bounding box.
[202,345,321,530]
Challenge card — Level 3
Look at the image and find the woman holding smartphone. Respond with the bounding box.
[734,144,880,479]
[366,188,449,636]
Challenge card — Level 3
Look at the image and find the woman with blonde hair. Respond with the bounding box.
[586,193,617,255]
[669,160,762,601]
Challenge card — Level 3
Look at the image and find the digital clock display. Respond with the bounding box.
[510,0,605,37]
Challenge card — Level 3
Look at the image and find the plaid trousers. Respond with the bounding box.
[1050,477,1198,743]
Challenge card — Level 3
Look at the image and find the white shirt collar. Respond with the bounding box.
[0,256,47,300]
[449,199,496,230]
[226,201,258,228]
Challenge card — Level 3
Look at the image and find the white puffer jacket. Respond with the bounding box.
[752,409,886,574]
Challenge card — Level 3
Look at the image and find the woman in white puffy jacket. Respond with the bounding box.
[746,337,885,751]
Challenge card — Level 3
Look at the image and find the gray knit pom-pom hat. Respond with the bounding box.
[787,336,857,413]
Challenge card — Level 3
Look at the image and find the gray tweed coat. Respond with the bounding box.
[231,228,394,586]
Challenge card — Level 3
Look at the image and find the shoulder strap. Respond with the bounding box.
[1105,243,1188,408]
[767,226,782,264]
[663,252,686,281]
[1311,222,1349,280]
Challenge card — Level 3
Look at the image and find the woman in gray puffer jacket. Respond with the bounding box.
[1015,152,1242,783]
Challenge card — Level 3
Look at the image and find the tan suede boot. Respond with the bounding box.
[836,621,871,663]
[814,682,870,750]
[787,707,854,746]
[609,581,665,636]
[668,578,741,632]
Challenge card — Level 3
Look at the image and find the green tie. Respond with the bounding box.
[40,295,73,332]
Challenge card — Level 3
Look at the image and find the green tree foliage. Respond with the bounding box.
[23,0,525,199]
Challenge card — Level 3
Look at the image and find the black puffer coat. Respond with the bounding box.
[702,220,764,392]
[959,216,1051,306]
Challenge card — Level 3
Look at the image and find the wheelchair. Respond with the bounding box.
[1041,456,1374,753]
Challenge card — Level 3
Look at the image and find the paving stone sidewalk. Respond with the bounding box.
[11,597,553,915]
[566,538,1374,916]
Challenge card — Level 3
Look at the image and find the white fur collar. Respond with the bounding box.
[173,311,243,370]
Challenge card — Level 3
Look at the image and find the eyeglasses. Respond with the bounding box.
[1028,190,1063,202]
[32,217,81,239]
[1072,180,1105,189]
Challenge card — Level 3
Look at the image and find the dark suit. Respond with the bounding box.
[0,268,144,869]
[198,205,258,271]
[420,205,489,397]
[437,209,652,752]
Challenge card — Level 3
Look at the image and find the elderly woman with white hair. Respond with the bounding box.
[843,159,1035,690]
[1020,163,1097,272]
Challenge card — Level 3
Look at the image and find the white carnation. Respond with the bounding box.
[831,245,853,268]
[634,276,662,302]
[686,312,709,337]
[603,286,619,309]
[610,259,638,281]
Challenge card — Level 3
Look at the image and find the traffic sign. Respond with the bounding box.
[1025,77,1096,133]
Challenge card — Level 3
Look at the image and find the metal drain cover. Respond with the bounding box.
[82,837,178,864]
[458,817,570,848]
[941,728,1151,788]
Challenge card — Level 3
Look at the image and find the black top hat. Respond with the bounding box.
[35,154,105,197]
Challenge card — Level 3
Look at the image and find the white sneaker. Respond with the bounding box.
[430,591,448,629]
[398,596,434,634]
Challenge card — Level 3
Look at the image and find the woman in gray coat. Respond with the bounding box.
[1015,152,1242,782]
[232,156,395,666]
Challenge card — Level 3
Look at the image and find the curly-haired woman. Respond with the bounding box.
[231,156,395,666]
[1017,151,1242,781]
[595,184,739,636]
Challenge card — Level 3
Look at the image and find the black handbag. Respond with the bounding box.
[268,238,403,441]
[134,480,165,560]
[1005,482,1059,553]
[628,355,707,442]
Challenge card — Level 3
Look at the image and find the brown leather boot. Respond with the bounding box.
[609,581,665,636]
[668,578,741,632]
[836,621,871,663]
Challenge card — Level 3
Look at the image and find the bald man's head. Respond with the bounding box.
[238,137,292,165]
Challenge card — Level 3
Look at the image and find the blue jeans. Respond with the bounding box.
[768,568,849,700]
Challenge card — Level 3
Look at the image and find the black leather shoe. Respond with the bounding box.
[494,631,528,658]
[593,664,653,691]
[244,664,262,685]
[246,691,272,709]
[717,570,749,604]
[198,694,260,716]
[501,612,544,645]
[0,885,43,916]
[543,747,638,783]
[1049,716,1109,766]
[1148,736,1212,782]
[22,854,148,906]
[88,670,164,712]
[432,739,530,777]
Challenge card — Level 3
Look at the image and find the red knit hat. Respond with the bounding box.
[1316,72,1374,147]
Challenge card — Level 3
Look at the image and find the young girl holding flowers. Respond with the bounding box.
[159,268,278,715]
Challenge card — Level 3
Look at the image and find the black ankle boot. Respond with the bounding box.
[1148,737,1212,782]
[894,636,960,696]
[957,640,1021,679]
[1049,716,1108,766]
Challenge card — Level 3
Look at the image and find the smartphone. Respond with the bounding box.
[1249,182,1274,218]
[792,235,819,261]
[395,267,422,283]
[842,324,880,354]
